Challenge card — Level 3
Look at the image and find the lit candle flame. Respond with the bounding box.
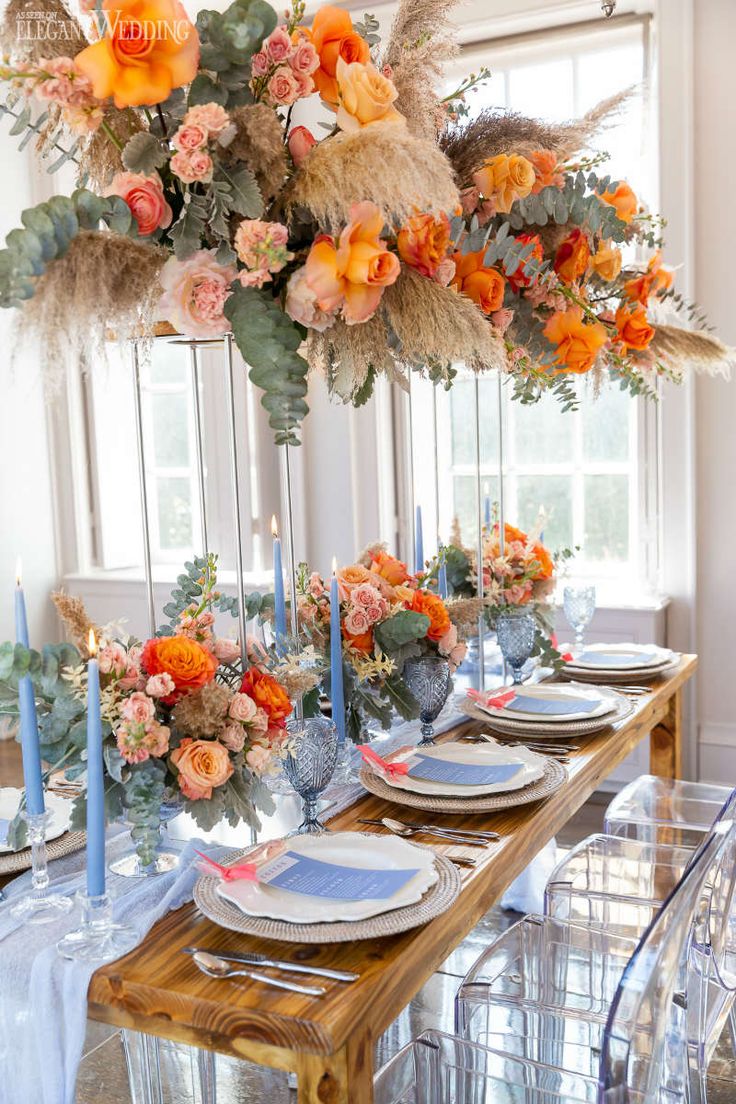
[271,515,279,538]
[15,557,21,587]
[88,629,97,658]
[332,556,337,576]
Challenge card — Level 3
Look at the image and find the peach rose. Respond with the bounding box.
[171,737,233,800]
[451,250,506,315]
[337,564,371,590]
[397,212,451,279]
[159,250,236,339]
[141,635,218,704]
[171,123,206,152]
[305,201,400,324]
[285,266,337,332]
[369,551,409,587]
[75,0,199,109]
[229,692,257,724]
[554,229,590,285]
[239,667,292,727]
[600,181,638,224]
[288,124,317,167]
[411,590,451,643]
[529,149,563,193]
[304,4,370,105]
[105,171,171,236]
[615,303,655,351]
[170,148,213,184]
[335,57,405,133]
[473,154,536,214]
[590,241,622,282]
[543,306,608,375]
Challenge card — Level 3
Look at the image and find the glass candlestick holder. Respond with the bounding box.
[57,891,139,962]
[9,810,73,924]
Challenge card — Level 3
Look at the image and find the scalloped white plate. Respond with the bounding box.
[478,683,614,724]
[0,788,72,854]
[376,741,545,797]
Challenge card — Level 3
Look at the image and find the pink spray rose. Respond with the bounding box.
[344,607,370,636]
[170,149,213,185]
[251,50,269,77]
[267,66,300,106]
[105,171,172,236]
[284,266,336,331]
[183,102,230,138]
[172,123,207,152]
[246,743,273,774]
[213,637,241,664]
[289,41,319,76]
[159,250,237,339]
[229,692,258,724]
[146,672,176,698]
[265,26,292,62]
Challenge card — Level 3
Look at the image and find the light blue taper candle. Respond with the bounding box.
[85,634,106,897]
[438,543,448,599]
[415,505,424,575]
[484,484,492,531]
[15,563,44,817]
[272,515,287,643]
[330,561,346,746]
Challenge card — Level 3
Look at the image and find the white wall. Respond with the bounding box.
[692,0,736,783]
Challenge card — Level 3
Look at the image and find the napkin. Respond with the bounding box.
[0,832,226,1104]
[359,745,410,779]
[505,694,600,716]
[467,688,516,710]
[195,839,286,883]
[576,650,656,667]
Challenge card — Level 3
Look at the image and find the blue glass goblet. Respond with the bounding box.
[496,612,536,685]
[283,716,338,834]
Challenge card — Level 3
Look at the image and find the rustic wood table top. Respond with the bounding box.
[84,655,696,1103]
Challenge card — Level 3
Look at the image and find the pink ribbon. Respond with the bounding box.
[561,652,574,662]
[467,688,517,710]
[359,745,410,779]
[195,839,286,883]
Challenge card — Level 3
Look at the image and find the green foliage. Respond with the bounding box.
[383,674,421,721]
[506,174,627,241]
[169,191,208,260]
[443,544,474,598]
[0,189,136,308]
[374,611,430,652]
[194,0,277,108]
[124,759,167,867]
[122,132,168,175]
[224,281,309,446]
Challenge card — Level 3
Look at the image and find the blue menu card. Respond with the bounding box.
[507,694,600,716]
[578,651,656,667]
[406,754,522,786]
[258,850,420,900]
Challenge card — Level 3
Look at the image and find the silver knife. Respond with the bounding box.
[182,946,359,982]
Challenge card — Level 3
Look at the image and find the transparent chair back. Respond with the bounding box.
[604,775,733,848]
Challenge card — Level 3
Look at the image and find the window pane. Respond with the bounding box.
[513,393,574,465]
[582,384,630,463]
[517,475,573,550]
[150,343,187,385]
[584,475,628,561]
[452,474,499,545]
[450,377,499,467]
[508,59,574,121]
[152,393,189,466]
[157,477,192,549]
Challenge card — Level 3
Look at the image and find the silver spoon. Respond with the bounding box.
[378,817,490,846]
[193,951,326,997]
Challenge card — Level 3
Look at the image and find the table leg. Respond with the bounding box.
[649,687,683,779]
[297,1032,373,1104]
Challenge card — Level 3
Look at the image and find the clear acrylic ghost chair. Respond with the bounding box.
[455,820,732,1104]
[604,775,733,848]
[373,1029,596,1104]
[122,1031,216,1104]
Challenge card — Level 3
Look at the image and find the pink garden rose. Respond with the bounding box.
[213,637,241,664]
[170,149,213,185]
[246,743,273,774]
[289,41,319,76]
[98,641,128,676]
[344,607,370,636]
[159,250,237,338]
[220,723,246,752]
[288,124,317,167]
[265,26,292,62]
[105,171,172,236]
[146,672,176,698]
[284,266,336,331]
[172,123,207,152]
[251,50,269,77]
[250,707,269,734]
[229,692,258,724]
[267,66,300,106]
[120,690,156,727]
[183,102,230,138]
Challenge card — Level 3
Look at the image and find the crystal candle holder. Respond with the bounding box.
[56,892,139,962]
[9,810,73,924]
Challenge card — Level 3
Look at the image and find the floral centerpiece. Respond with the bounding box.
[0,555,297,862]
[296,544,467,739]
[0,0,730,445]
[436,517,572,667]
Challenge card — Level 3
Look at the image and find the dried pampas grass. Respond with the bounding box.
[78,109,144,190]
[226,104,287,202]
[307,315,396,399]
[447,596,485,630]
[383,0,460,139]
[651,325,735,379]
[286,124,459,229]
[0,0,87,63]
[383,267,507,374]
[51,590,99,655]
[442,87,638,184]
[17,231,166,380]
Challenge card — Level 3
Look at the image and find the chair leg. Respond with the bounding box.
[121,1030,164,1104]
[197,1047,217,1104]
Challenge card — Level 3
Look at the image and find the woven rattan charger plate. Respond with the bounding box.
[0,830,86,875]
[458,692,634,737]
[560,663,679,685]
[359,756,566,814]
[194,842,461,943]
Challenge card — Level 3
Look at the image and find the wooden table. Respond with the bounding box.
[86,656,696,1103]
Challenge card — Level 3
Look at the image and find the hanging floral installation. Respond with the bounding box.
[0,0,731,443]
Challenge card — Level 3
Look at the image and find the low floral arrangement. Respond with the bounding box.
[435,517,573,667]
[0,555,303,862]
[0,0,731,445]
[295,544,467,740]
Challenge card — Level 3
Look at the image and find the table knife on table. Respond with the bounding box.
[182,947,359,982]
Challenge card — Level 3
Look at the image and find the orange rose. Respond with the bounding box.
[335,58,405,132]
[473,154,536,214]
[411,590,451,643]
[529,149,563,193]
[303,4,370,106]
[554,229,591,286]
[590,241,622,283]
[397,212,451,279]
[338,564,371,591]
[343,627,373,653]
[394,584,415,605]
[239,667,292,727]
[506,233,543,292]
[615,303,655,352]
[170,737,233,801]
[75,0,199,109]
[531,542,554,579]
[141,636,217,704]
[543,306,608,375]
[369,550,410,587]
[451,250,506,314]
[306,201,400,324]
[600,181,638,224]
[624,251,674,304]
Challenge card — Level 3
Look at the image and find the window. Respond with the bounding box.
[406,16,659,596]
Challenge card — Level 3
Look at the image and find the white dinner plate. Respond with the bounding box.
[0,788,72,853]
[564,643,676,672]
[374,742,545,797]
[476,683,615,724]
[216,831,439,924]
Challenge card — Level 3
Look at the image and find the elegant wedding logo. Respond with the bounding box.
[15,11,192,45]
[15,12,86,41]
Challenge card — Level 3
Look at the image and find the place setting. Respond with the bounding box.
[0,788,85,877]
[459,681,634,737]
[559,642,681,685]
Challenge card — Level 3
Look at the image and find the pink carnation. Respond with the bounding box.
[237,269,271,288]
[159,250,236,339]
[146,672,176,698]
[265,25,292,62]
[183,102,230,138]
[220,723,246,752]
[98,642,128,676]
[120,690,156,727]
[170,149,213,185]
